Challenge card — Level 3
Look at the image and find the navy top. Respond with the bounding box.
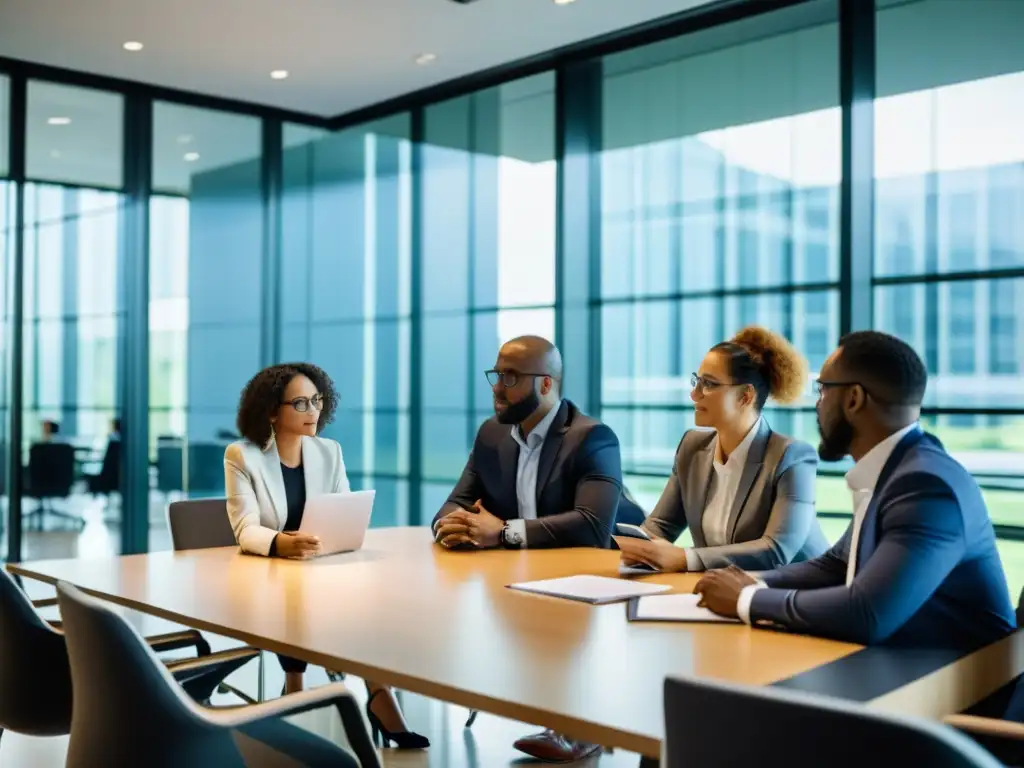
[270,462,306,556]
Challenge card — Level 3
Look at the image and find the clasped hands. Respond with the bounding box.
[434,501,505,550]
[616,534,758,618]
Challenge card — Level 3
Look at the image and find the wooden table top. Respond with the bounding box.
[11,527,1019,757]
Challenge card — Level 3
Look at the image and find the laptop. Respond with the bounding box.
[297,490,375,556]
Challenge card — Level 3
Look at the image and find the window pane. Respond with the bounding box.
[875,0,1024,276]
[0,75,8,176]
[874,279,1024,408]
[601,0,839,298]
[422,73,556,312]
[27,82,123,187]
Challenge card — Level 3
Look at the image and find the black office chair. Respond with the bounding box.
[57,581,378,768]
[156,438,184,498]
[0,567,259,752]
[662,675,1003,768]
[24,442,81,529]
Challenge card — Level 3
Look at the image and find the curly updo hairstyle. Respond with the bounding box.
[235,362,339,448]
[711,326,808,410]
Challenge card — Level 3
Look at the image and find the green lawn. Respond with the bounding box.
[626,474,1024,600]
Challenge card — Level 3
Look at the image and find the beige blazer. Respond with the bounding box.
[224,435,350,556]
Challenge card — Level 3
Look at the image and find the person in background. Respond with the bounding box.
[694,331,1015,650]
[433,335,640,763]
[40,420,61,441]
[616,326,828,573]
[224,363,428,750]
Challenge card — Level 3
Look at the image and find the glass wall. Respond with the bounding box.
[418,72,557,516]
[148,103,263,549]
[281,116,413,527]
[18,82,125,558]
[873,0,1024,531]
[598,1,842,513]
[0,74,10,554]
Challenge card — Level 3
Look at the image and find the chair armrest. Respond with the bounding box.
[206,682,380,768]
[945,714,1024,740]
[165,647,261,675]
[146,628,211,656]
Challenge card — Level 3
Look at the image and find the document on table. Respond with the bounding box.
[627,593,740,623]
[507,575,671,605]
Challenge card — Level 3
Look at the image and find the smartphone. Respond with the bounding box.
[615,523,652,540]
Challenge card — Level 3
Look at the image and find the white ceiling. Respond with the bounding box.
[0,0,713,119]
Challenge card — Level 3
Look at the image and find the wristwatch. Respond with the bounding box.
[501,522,524,549]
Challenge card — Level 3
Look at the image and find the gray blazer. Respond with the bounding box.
[224,436,350,556]
[642,420,828,571]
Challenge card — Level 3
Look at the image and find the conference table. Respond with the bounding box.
[9,527,1024,759]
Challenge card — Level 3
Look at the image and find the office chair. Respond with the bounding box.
[25,442,81,529]
[0,567,258,751]
[57,580,380,768]
[167,497,345,700]
[662,675,1002,768]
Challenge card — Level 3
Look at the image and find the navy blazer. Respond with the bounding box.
[434,400,642,548]
[751,429,1015,649]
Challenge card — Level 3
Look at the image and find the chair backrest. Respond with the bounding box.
[0,568,73,735]
[57,581,246,768]
[156,442,185,493]
[187,443,229,493]
[167,498,236,551]
[663,675,1003,768]
[28,442,76,495]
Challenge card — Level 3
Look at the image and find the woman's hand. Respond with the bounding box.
[275,532,322,559]
[613,535,688,573]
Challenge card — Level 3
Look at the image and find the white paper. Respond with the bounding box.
[633,593,740,623]
[618,562,660,577]
[507,575,670,604]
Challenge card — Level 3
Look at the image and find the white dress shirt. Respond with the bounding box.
[505,401,562,548]
[684,417,762,571]
[736,422,920,624]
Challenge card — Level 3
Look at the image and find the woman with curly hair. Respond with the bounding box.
[616,327,828,576]
[224,362,428,750]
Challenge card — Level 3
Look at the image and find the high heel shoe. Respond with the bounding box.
[365,687,430,749]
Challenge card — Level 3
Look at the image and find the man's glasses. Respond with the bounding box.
[281,394,324,413]
[485,370,548,388]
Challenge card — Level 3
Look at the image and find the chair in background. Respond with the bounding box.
[24,442,81,529]
[661,675,1002,768]
[156,437,184,499]
[57,581,379,768]
[0,568,259,752]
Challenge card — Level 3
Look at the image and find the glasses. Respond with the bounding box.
[281,394,324,413]
[690,373,729,393]
[485,370,549,388]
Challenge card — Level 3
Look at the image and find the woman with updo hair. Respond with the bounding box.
[616,326,828,574]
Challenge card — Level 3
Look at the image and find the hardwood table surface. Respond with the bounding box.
[10,527,1023,757]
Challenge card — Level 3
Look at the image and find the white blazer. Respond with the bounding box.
[224,435,351,556]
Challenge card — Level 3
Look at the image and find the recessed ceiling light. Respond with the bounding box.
[50,150,62,159]
[47,116,71,126]
[554,0,577,4]
[183,152,200,162]
[270,70,289,80]
[123,41,144,52]
[177,134,193,145]
[414,53,437,65]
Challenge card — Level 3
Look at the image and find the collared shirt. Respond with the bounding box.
[684,417,762,571]
[843,422,919,585]
[506,400,562,548]
[736,422,920,624]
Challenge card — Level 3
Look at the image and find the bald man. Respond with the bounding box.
[433,335,641,761]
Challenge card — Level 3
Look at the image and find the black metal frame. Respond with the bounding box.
[3,0,1024,559]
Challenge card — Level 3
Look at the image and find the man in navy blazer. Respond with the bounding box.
[695,331,1015,650]
[433,335,643,551]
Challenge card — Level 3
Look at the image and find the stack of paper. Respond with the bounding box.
[507,575,671,605]
[627,593,740,623]
[618,561,660,577]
